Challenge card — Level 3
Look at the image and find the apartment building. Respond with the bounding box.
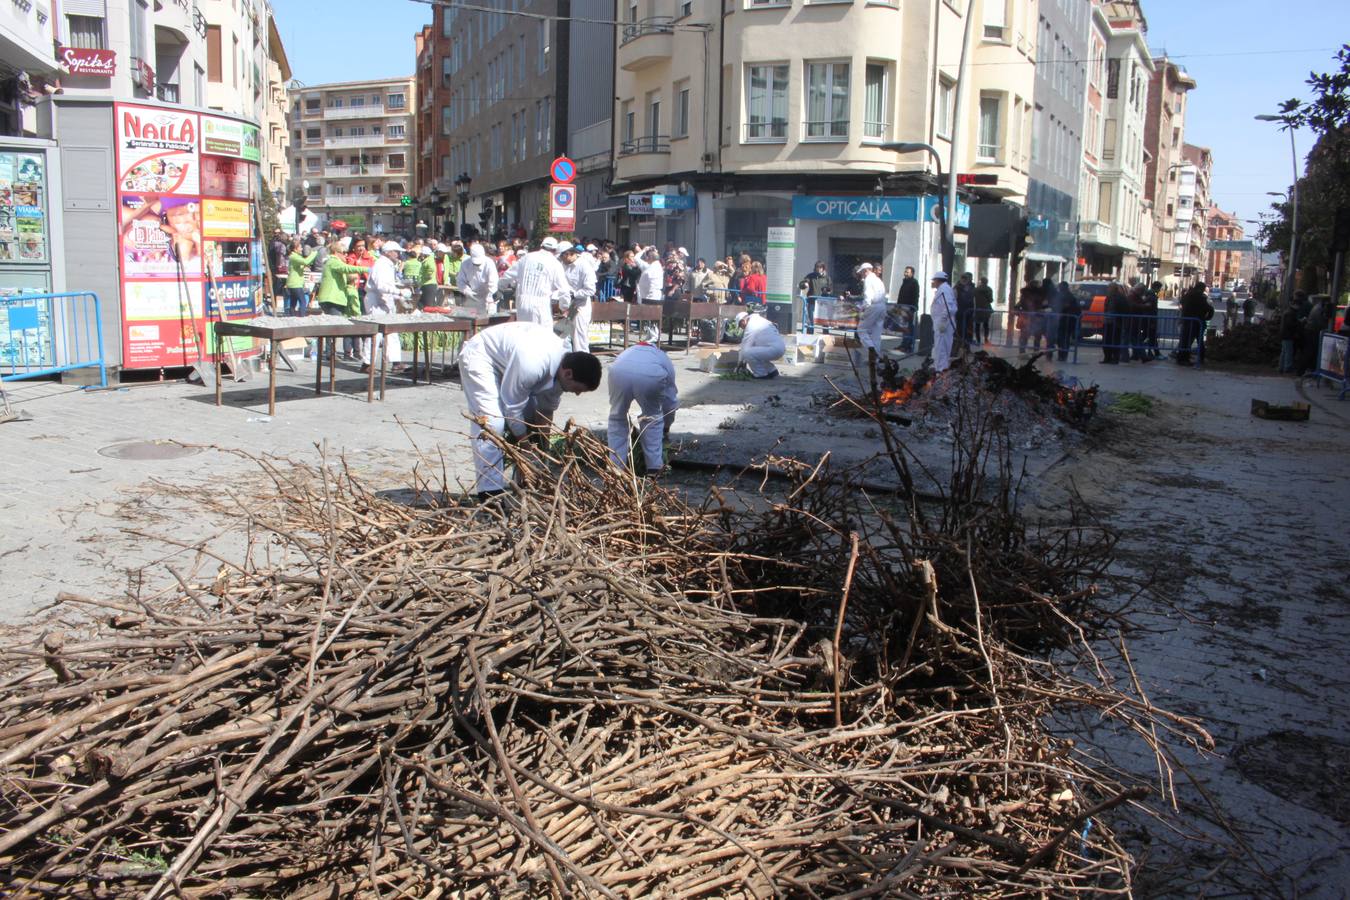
[1077,0,1151,279]
[1174,141,1211,286]
[286,77,417,235]
[414,26,440,231]
[1142,53,1195,286]
[612,0,1038,322]
[1026,0,1091,281]
[436,0,569,239]
[0,0,61,135]
[262,12,291,200]
[1206,207,1245,288]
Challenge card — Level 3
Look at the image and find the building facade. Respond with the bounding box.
[1026,0,1090,282]
[1142,53,1195,287]
[1077,0,1152,280]
[1174,141,1210,286]
[1206,207,1245,288]
[285,77,417,235]
[262,10,291,200]
[611,0,1038,323]
[0,0,61,136]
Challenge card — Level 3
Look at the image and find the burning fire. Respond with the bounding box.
[878,384,916,405]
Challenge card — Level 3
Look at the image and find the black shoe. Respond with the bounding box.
[359,364,372,374]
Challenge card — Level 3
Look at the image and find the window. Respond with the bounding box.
[680,0,693,15]
[863,63,887,141]
[805,62,849,140]
[305,128,320,142]
[977,94,1000,160]
[1098,180,1112,224]
[646,91,661,138]
[674,82,691,138]
[538,19,550,73]
[206,25,222,82]
[346,97,362,108]
[442,105,452,135]
[628,0,638,23]
[621,100,635,143]
[936,76,954,139]
[305,157,320,171]
[1106,58,1120,99]
[518,108,528,159]
[66,15,106,50]
[305,97,320,112]
[983,0,1007,41]
[388,124,406,138]
[745,64,788,141]
[510,112,519,162]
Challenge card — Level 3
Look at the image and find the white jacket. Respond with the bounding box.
[457,256,499,307]
[562,258,598,310]
[503,249,570,311]
[460,322,566,437]
[637,259,664,302]
[365,255,403,314]
[862,272,888,307]
[932,282,957,332]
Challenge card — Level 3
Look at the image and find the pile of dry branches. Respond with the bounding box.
[0,404,1206,897]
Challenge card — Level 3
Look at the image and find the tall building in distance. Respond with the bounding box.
[1077,0,1152,279]
[285,77,417,235]
[1142,53,1196,289]
[1026,0,1091,281]
[1175,141,1211,284]
[262,11,292,202]
[1206,207,1245,287]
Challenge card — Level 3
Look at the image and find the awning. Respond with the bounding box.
[585,196,629,213]
[1024,251,1068,264]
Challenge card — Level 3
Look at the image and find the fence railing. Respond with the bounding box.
[1,291,108,387]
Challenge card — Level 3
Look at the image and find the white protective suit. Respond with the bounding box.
[458,322,566,493]
[607,343,679,472]
[361,253,404,366]
[857,270,889,355]
[637,258,664,303]
[562,256,597,353]
[457,245,500,314]
[738,314,785,378]
[502,248,570,325]
[931,281,958,372]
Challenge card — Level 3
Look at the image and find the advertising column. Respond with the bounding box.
[114,103,262,370]
[765,222,796,333]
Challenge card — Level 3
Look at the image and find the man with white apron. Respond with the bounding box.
[607,340,679,474]
[500,236,570,326]
[855,261,889,367]
[558,241,597,353]
[931,271,957,372]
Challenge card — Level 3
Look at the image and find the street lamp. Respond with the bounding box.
[429,185,444,238]
[1255,114,1300,303]
[879,141,954,276]
[454,172,472,240]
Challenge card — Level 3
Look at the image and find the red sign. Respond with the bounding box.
[136,59,155,93]
[549,156,576,185]
[549,183,576,231]
[956,173,999,186]
[58,46,117,77]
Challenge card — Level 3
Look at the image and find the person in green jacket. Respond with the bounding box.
[440,242,464,288]
[401,246,423,284]
[312,239,369,360]
[418,246,440,308]
[284,238,318,317]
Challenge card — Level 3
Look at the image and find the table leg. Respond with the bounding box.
[314,336,324,396]
[329,338,337,393]
[268,339,277,417]
[214,333,223,405]
[379,332,388,402]
[413,332,420,385]
[366,338,375,403]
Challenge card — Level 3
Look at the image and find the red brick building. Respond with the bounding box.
[1207,208,1245,288]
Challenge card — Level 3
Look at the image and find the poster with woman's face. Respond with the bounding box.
[121,195,202,278]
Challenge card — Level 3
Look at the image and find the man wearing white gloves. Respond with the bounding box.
[607,341,679,475]
[558,242,596,353]
[930,270,957,372]
[856,261,889,366]
[458,322,602,497]
[735,310,786,378]
[501,235,570,326]
[360,240,409,374]
[457,242,500,314]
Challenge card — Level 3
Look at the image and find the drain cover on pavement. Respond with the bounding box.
[97,440,202,461]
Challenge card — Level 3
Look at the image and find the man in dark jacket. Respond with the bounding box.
[974,277,995,345]
[956,272,976,347]
[897,265,920,310]
[798,261,832,334]
[1143,281,1162,359]
[1279,297,1301,373]
[1177,282,1213,366]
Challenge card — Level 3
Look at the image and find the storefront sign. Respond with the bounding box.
[651,194,695,211]
[136,59,155,94]
[791,194,972,228]
[765,226,795,305]
[58,46,117,77]
[201,115,261,163]
[627,194,653,216]
[922,196,972,230]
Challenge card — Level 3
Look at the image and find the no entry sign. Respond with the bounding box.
[550,156,576,184]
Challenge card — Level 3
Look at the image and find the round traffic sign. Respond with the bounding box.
[550,156,576,184]
[553,187,573,206]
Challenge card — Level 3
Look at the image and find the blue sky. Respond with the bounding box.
[273,0,1349,236]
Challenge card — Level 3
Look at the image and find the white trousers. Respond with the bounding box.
[459,346,530,493]
[857,301,887,351]
[933,328,954,372]
[360,332,402,366]
[741,334,785,378]
[515,296,552,326]
[569,301,592,353]
[608,365,675,472]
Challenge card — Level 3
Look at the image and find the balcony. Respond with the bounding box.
[617,135,671,180]
[324,164,387,177]
[384,132,411,145]
[324,135,382,148]
[325,105,395,121]
[155,83,180,103]
[618,17,674,71]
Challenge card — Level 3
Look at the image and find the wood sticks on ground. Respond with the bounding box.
[0,423,1204,897]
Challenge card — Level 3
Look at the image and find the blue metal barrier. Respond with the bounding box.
[1084,312,1207,366]
[1,291,108,387]
[598,275,617,301]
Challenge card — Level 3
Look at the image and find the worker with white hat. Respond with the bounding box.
[457,242,500,314]
[360,240,409,373]
[855,262,889,368]
[558,242,597,353]
[501,235,570,325]
[930,270,957,372]
[734,310,785,378]
[607,340,678,475]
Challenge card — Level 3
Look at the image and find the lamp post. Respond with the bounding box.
[429,186,444,239]
[454,172,472,240]
[878,141,954,276]
[1255,114,1300,303]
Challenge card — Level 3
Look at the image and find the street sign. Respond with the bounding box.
[550,156,576,185]
[1208,240,1256,252]
[549,182,576,230]
[628,194,654,215]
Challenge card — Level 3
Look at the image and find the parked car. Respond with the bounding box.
[1070,281,1111,336]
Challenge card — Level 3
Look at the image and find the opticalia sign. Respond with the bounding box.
[58,46,117,77]
[791,196,922,223]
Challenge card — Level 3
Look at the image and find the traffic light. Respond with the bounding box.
[400,195,412,207]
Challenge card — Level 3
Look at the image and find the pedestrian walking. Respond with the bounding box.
[1279,296,1301,373]
[956,273,976,348]
[1052,281,1078,362]
[1101,283,1128,364]
[1176,282,1213,366]
[284,238,318,317]
[607,342,679,475]
[1016,276,1045,352]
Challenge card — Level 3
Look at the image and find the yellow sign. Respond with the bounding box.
[201,199,250,239]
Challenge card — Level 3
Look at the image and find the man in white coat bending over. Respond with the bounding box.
[735,310,786,379]
[458,321,602,497]
[558,241,596,353]
[608,341,679,475]
[930,271,957,372]
[456,242,499,314]
[501,236,569,326]
[856,261,889,366]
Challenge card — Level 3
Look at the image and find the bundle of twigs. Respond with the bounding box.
[0,402,1206,897]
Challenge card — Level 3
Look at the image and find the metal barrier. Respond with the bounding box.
[1,291,108,387]
[1084,312,1207,366]
[597,275,617,301]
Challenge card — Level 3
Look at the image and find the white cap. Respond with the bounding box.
[418,246,433,257]
[469,243,486,261]
[383,240,405,254]
[931,270,949,281]
[585,243,598,252]
[678,247,689,257]
[857,262,873,272]
[557,240,574,254]
[735,311,750,324]
[540,236,559,252]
